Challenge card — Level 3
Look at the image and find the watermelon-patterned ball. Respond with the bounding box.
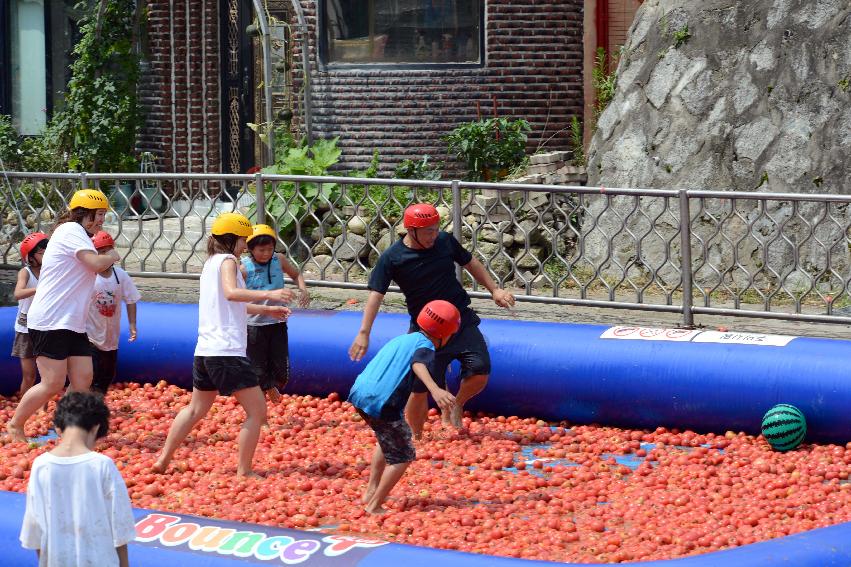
[761,404,806,452]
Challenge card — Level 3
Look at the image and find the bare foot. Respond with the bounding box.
[5,422,27,443]
[238,470,264,479]
[364,503,388,515]
[266,388,282,403]
[449,405,464,429]
[151,461,168,474]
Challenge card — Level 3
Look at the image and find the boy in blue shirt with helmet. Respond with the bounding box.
[348,300,460,514]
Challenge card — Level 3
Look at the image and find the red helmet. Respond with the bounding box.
[403,203,440,229]
[91,231,115,250]
[20,232,48,261]
[416,300,461,339]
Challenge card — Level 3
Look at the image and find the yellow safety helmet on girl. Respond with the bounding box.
[211,212,253,237]
[68,189,109,210]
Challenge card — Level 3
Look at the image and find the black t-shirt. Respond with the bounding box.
[368,231,474,322]
[381,346,435,420]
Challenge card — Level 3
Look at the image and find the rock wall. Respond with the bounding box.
[585,0,851,291]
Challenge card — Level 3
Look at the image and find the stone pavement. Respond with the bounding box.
[4,268,848,342]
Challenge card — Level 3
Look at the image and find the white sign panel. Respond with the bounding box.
[600,326,797,347]
[599,326,702,342]
[690,331,796,347]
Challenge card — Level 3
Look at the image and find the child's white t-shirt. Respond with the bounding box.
[26,222,98,333]
[87,267,142,351]
[19,451,137,567]
[195,253,248,357]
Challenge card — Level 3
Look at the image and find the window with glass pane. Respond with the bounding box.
[10,0,47,135]
[324,0,482,64]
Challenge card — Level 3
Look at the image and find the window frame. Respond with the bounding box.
[317,0,486,71]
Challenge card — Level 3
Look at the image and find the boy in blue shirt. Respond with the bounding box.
[348,300,460,514]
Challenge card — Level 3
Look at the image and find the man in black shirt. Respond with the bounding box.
[349,203,515,437]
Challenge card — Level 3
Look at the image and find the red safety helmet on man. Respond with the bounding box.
[403,203,440,229]
[91,231,115,250]
[416,300,461,339]
[20,232,48,261]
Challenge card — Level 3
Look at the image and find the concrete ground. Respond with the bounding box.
[4,268,848,341]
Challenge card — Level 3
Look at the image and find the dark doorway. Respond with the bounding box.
[220,0,255,187]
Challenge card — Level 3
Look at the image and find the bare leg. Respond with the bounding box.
[362,445,386,504]
[18,358,37,397]
[365,460,410,515]
[66,355,94,392]
[450,374,488,428]
[232,386,267,477]
[6,357,67,442]
[404,392,429,439]
[153,389,216,473]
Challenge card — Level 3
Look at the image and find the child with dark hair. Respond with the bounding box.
[20,392,136,567]
[12,232,48,396]
[240,224,310,402]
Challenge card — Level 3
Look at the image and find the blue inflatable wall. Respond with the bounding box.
[0,491,850,567]
[1,303,850,566]
[2,303,850,442]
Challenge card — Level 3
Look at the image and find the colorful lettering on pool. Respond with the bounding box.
[134,513,387,564]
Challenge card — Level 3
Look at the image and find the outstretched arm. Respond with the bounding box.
[348,291,385,361]
[221,258,292,303]
[279,253,310,308]
[463,258,516,308]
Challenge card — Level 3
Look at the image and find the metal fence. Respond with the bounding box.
[3,171,851,326]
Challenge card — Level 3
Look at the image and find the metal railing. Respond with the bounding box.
[2,171,851,326]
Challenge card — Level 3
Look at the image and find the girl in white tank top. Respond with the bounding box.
[152,213,293,477]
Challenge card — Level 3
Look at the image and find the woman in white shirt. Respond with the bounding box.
[152,212,292,477]
[6,190,121,443]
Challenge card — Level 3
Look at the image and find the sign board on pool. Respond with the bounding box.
[600,326,796,346]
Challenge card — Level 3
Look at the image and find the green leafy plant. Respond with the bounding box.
[255,137,343,232]
[51,0,141,173]
[569,116,585,167]
[672,25,691,48]
[0,115,19,167]
[394,155,443,181]
[592,47,618,117]
[444,117,531,181]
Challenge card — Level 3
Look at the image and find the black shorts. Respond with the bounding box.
[192,356,259,396]
[410,313,491,393]
[357,409,416,465]
[91,347,118,394]
[246,323,289,392]
[28,329,93,360]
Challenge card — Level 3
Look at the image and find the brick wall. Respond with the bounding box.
[294,1,585,174]
[137,0,220,173]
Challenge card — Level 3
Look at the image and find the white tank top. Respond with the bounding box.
[194,254,248,357]
[14,267,38,334]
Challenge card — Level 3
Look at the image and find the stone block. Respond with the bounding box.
[333,233,368,261]
[530,151,570,165]
[526,163,563,176]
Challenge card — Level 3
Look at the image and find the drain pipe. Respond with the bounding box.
[251,0,275,166]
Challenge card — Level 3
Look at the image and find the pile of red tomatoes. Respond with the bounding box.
[1,381,850,563]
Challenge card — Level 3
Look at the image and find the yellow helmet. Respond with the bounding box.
[211,212,252,237]
[246,223,276,244]
[69,189,109,210]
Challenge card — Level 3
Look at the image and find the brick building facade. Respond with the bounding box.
[2,1,640,176]
[135,0,586,175]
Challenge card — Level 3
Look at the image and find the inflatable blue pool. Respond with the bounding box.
[1,303,849,566]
